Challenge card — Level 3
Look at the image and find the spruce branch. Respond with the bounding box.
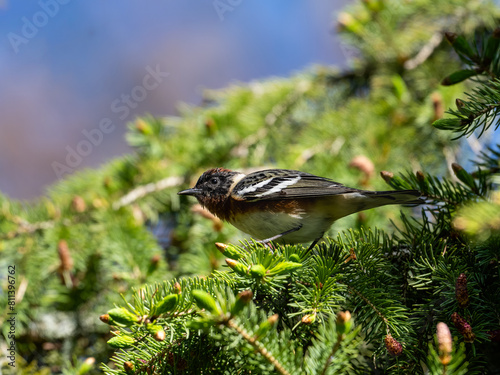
[404,32,443,70]
[347,285,390,334]
[112,176,184,209]
[434,78,500,139]
[1,216,57,239]
[226,318,291,375]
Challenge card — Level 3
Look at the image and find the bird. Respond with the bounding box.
[178,168,421,249]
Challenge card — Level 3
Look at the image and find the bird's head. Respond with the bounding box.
[178,168,242,208]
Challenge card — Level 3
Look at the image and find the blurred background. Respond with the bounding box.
[0,0,349,200]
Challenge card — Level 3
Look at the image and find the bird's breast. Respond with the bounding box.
[226,198,331,243]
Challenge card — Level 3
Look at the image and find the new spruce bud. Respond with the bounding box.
[58,240,73,272]
[349,155,374,186]
[384,334,403,357]
[380,171,394,184]
[79,357,95,374]
[71,195,86,213]
[444,32,476,59]
[154,329,166,341]
[191,290,221,315]
[107,334,135,348]
[107,308,139,327]
[231,290,253,316]
[147,323,164,335]
[436,322,452,366]
[174,281,182,294]
[452,163,476,190]
[124,361,135,374]
[254,314,279,340]
[249,264,266,279]
[268,261,302,276]
[441,70,478,86]
[416,171,429,192]
[335,311,352,335]
[433,118,463,131]
[301,313,316,325]
[455,273,470,308]
[99,314,111,324]
[135,118,153,135]
[289,253,301,263]
[215,242,244,260]
[431,92,444,120]
[380,171,409,190]
[225,259,248,276]
[451,312,476,343]
[155,294,179,315]
[337,12,362,34]
[455,98,465,112]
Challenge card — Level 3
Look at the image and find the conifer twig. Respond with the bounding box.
[347,285,390,334]
[320,334,343,375]
[226,319,290,375]
[113,176,184,210]
[2,218,56,239]
[404,32,443,70]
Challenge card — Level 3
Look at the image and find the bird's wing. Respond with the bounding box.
[231,169,358,201]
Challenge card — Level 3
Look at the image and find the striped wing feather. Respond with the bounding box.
[231,169,359,201]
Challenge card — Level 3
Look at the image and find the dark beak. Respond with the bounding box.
[178,188,202,196]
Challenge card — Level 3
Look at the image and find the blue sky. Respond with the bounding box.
[0,1,348,199]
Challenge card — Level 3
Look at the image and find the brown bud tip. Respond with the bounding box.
[431,92,444,120]
[154,329,166,341]
[215,242,228,252]
[205,118,215,128]
[445,32,458,44]
[131,204,145,225]
[385,334,403,357]
[451,163,463,174]
[380,171,394,183]
[174,282,182,294]
[237,290,254,303]
[455,273,470,308]
[337,12,355,30]
[84,357,95,366]
[349,155,375,178]
[135,118,149,133]
[456,98,465,111]
[104,176,112,188]
[99,314,110,324]
[301,313,316,325]
[71,196,86,213]
[268,314,279,326]
[336,311,351,325]
[58,240,74,272]
[225,258,238,268]
[151,254,161,265]
[124,361,135,374]
[436,322,452,365]
[416,171,425,182]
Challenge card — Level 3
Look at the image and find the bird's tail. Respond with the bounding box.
[363,189,423,207]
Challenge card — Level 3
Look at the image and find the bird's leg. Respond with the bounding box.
[307,233,324,251]
[257,224,303,246]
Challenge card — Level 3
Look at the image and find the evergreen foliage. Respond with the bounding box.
[2,1,500,374]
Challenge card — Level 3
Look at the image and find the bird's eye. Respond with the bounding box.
[210,177,219,185]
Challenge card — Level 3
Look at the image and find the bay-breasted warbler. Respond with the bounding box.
[178,168,421,249]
